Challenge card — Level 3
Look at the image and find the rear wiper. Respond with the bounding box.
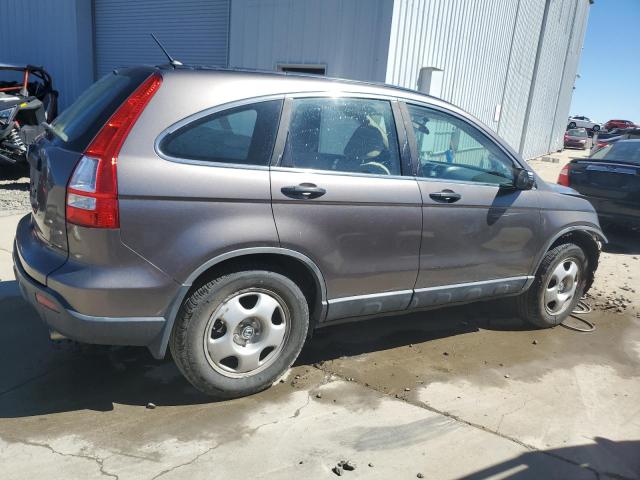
[41,121,62,140]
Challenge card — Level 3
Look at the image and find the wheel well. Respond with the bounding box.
[187,253,324,328]
[548,230,601,293]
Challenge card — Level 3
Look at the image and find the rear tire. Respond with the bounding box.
[170,270,309,398]
[516,243,587,328]
[568,122,576,129]
[592,124,600,132]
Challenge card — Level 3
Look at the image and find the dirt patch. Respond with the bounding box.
[0,166,30,216]
[299,301,640,397]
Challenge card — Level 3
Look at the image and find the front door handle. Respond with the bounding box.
[429,189,461,203]
[281,183,327,199]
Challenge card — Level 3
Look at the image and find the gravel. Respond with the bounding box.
[0,169,30,216]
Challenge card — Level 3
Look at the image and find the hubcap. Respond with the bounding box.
[544,258,580,315]
[203,289,290,378]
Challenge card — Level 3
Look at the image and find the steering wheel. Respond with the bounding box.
[360,161,390,175]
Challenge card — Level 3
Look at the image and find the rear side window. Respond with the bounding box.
[50,68,155,150]
[160,100,282,166]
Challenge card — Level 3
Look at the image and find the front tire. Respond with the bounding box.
[568,122,576,129]
[170,270,309,398]
[592,124,600,132]
[516,243,587,328]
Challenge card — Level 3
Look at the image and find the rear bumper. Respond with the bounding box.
[13,243,168,358]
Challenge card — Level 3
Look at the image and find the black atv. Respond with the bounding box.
[0,63,58,168]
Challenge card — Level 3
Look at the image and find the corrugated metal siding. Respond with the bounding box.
[545,0,590,155]
[386,0,520,128]
[94,0,230,78]
[386,0,590,159]
[497,0,546,149]
[0,0,93,110]
[521,0,586,159]
[229,0,394,82]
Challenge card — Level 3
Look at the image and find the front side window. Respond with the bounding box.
[407,104,515,186]
[282,97,401,176]
[160,99,282,166]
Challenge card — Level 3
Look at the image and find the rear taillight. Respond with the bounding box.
[66,73,162,228]
[558,164,571,186]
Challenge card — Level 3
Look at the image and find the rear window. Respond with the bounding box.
[567,129,587,137]
[160,100,283,166]
[590,142,640,164]
[50,67,155,150]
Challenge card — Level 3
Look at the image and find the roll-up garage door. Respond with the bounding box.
[94,0,229,78]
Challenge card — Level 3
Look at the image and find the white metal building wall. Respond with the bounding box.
[228,0,394,82]
[497,0,546,150]
[94,0,230,79]
[386,0,590,159]
[521,0,588,159]
[386,0,520,128]
[0,0,94,110]
[538,0,590,157]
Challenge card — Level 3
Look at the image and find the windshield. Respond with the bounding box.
[590,142,640,164]
[567,129,587,137]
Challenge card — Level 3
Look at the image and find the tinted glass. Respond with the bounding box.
[408,104,515,186]
[161,100,282,166]
[567,129,587,137]
[51,68,154,150]
[282,98,401,176]
[590,141,640,164]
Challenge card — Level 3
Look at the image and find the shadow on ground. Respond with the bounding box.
[0,278,527,418]
[602,224,640,255]
[458,437,640,480]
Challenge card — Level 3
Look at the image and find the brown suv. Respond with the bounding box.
[14,66,605,398]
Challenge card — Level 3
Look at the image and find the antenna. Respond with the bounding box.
[151,33,183,68]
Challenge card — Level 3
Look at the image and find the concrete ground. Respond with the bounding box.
[1,153,639,479]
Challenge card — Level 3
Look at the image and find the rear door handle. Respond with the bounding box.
[281,183,326,199]
[429,189,461,203]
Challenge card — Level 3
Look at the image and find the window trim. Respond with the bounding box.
[154,94,285,170]
[399,100,529,184]
[270,93,409,179]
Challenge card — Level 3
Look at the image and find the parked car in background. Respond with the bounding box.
[603,119,637,131]
[14,66,605,399]
[564,128,589,149]
[592,128,640,154]
[568,115,601,132]
[559,139,640,228]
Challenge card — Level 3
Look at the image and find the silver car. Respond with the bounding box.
[14,66,605,398]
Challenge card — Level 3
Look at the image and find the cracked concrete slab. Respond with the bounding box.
[0,379,597,480]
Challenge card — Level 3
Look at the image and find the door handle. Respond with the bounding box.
[281,183,326,199]
[429,189,461,203]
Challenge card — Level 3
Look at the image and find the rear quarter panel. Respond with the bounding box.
[115,74,280,285]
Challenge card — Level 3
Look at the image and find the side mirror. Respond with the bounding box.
[514,168,535,190]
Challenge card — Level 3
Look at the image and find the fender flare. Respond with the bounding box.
[148,247,328,359]
[524,224,607,290]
